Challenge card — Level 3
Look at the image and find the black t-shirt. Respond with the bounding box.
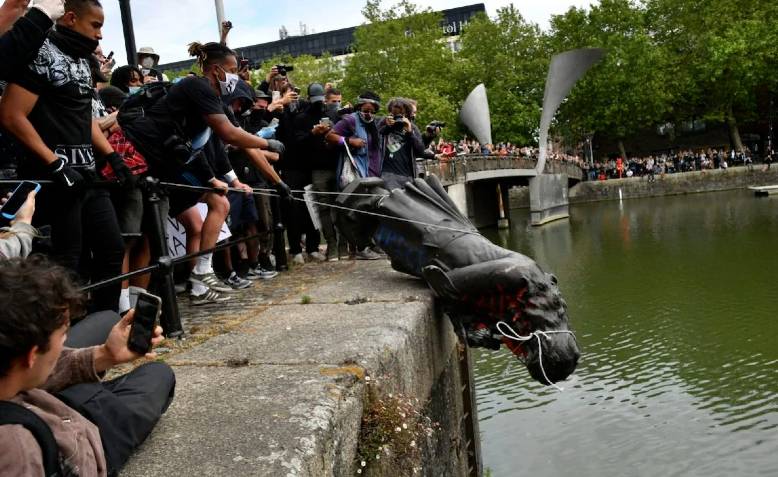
[122,76,225,182]
[382,129,415,178]
[13,37,95,180]
[146,76,224,141]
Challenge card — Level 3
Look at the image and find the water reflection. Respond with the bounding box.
[477,191,778,477]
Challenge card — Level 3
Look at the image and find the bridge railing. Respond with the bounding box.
[420,154,584,185]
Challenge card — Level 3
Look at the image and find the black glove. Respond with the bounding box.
[104,152,136,188]
[266,139,285,155]
[274,181,292,201]
[49,158,84,189]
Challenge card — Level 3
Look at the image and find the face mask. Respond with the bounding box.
[140,57,155,69]
[128,86,141,95]
[359,111,374,123]
[325,103,340,114]
[217,67,240,96]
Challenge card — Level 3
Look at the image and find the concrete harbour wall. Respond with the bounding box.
[122,261,473,477]
[567,166,778,204]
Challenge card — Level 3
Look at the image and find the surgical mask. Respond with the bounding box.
[359,111,374,123]
[128,86,141,95]
[140,57,154,69]
[217,67,240,96]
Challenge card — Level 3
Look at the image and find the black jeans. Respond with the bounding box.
[39,187,124,313]
[58,311,176,476]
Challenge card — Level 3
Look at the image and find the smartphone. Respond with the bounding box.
[127,292,161,355]
[272,90,281,102]
[106,51,114,60]
[239,58,250,69]
[292,86,301,95]
[0,181,40,220]
[319,117,332,127]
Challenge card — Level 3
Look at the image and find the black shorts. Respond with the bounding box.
[228,191,259,232]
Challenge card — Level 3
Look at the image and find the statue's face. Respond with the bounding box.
[507,268,580,385]
[458,256,580,385]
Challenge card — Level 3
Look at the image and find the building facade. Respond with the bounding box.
[159,3,486,72]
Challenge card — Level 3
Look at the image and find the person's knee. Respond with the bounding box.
[206,194,230,218]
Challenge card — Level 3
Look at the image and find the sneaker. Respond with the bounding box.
[190,288,231,306]
[246,266,262,280]
[224,271,252,290]
[174,282,188,295]
[326,248,339,262]
[309,251,326,262]
[371,245,387,257]
[191,272,233,293]
[292,253,305,265]
[356,247,382,260]
[247,265,278,280]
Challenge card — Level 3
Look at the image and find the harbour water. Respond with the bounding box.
[477,190,778,477]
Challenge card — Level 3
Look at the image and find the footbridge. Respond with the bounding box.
[419,155,585,228]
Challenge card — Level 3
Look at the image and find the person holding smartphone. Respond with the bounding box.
[0,187,36,259]
[0,257,175,477]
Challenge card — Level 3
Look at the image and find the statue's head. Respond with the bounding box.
[501,268,579,385]
[425,254,579,385]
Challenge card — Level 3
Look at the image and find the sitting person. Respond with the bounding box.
[0,257,175,476]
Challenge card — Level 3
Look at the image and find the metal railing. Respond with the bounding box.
[419,154,585,185]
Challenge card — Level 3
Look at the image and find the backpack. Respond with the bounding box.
[0,401,63,477]
[116,81,174,128]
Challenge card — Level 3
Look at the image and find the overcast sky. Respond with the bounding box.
[99,0,593,65]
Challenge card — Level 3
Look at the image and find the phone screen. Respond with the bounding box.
[127,292,161,354]
[1,181,40,220]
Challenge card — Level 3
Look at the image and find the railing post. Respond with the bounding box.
[144,178,184,338]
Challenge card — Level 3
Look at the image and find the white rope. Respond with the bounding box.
[495,321,576,391]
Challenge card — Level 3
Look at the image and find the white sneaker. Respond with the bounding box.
[309,251,326,262]
[292,253,305,265]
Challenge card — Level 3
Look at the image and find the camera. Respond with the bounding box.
[392,115,405,130]
[275,64,294,76]
[428,121,446,129]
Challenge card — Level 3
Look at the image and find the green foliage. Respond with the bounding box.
[456,6,549,144]
[548,0,673,144]
[341,0,458,134]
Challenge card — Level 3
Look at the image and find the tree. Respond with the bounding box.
[340,0,458,132]
[645,0,778,151]
[455,6,549,145]
[548,0,673,158]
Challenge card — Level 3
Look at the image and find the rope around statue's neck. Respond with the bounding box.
[496,322,576,392]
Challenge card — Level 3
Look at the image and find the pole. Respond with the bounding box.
[118,0,137,66]
[144,180,184,338]
[214,0,225,39]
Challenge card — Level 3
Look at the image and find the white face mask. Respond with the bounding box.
[128,86,141,94]
[217,67,240,96]
[140,57,154,69]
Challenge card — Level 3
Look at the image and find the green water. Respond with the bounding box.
[477,190,778,477]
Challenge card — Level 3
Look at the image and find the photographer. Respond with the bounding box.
[136,46,163,83]
[377,97,427,190]
[0,257,175,476]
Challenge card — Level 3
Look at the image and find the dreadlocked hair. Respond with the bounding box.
[188,42,235,71]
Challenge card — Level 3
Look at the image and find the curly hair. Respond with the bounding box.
[110,65,142,93]
[0,257,86,376]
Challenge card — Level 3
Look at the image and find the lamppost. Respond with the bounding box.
[118,0,137,66]
[585,132,594,166]
[214,0,225,38]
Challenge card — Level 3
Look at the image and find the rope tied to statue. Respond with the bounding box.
[495,321,576,391]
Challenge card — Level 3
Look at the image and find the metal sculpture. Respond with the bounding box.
[459,84,492,147]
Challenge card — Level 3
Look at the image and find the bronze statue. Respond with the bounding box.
[336,176,579,385]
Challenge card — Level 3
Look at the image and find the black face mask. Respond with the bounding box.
[50,26,100,59]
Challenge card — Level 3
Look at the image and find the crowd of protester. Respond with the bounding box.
[0,1,458,473]
[1,1,776,473]
[430,138,773,183]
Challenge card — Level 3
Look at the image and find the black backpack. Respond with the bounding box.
[0,401,63,477]
[117,81,174,128]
